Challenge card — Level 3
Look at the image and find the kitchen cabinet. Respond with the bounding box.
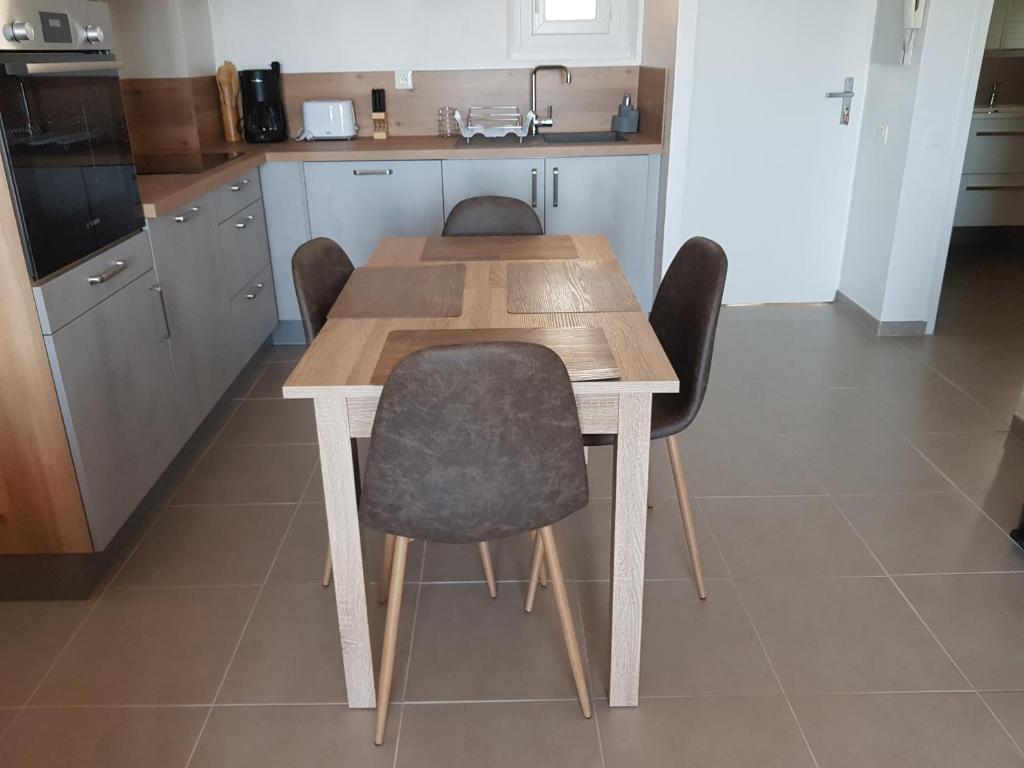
[45,269,181,550]
[441,158,545,219]
[304,160,444,266]
[219,198,272,301]
[231,264,279,366]
[987,0,1024,50]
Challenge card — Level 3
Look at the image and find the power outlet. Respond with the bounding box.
[394,69,413,90]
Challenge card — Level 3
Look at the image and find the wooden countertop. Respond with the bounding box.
[136,134,663,219]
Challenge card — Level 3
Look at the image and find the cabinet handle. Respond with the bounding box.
[531,168,538,208]
[150,283,171,342]
[552,167,559,208]
[353,169,393,176]
[245,282,264,300]
[87,260,126,285]
[965,184,1024,191]
[976,130,1024,137]
[174,205,200,224]
[230,178,250,191]
[234,215,255,230]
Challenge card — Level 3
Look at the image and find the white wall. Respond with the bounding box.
[108,0,215,78]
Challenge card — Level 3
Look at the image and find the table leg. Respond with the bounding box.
[608,392,652,707]
[314,398,376,709]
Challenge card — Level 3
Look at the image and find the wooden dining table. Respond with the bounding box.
[283,234,678,708]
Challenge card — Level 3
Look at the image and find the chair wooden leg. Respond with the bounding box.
[530,530,549,587]
[375,535,409,746]
[378,533,396,605]
[540,526,592,718]
[478,542,497,598]
[322,546,333,587]
[524,531,545,613]
[666,436,707,600]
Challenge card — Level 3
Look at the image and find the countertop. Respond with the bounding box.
[136,134,663,219]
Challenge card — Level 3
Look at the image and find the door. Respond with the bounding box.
[305,160,443,266]
[441,158,545,221]
[677,0,876,303]
[544,155,654,307]
[46,271,181,549]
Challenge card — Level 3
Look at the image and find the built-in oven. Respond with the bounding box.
[0,0,142,282]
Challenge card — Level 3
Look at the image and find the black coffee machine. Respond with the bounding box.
[239,62,287,143]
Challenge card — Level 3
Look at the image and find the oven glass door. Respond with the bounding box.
[0,54,142,281]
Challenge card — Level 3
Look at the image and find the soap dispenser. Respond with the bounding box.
[611,93,640,133]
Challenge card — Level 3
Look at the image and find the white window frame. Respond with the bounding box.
[508,0,639,62]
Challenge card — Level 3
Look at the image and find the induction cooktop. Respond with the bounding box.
[133,151,245,175]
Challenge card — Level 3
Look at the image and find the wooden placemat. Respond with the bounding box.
[420,235,579,262]
[506,260,641,314]
[329,264,465,319]
[371,327,621,384]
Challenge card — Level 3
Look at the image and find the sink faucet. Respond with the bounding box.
[530,65,571,135]
[989,82,1001,112]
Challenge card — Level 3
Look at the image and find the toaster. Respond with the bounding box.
[302,99,358,139]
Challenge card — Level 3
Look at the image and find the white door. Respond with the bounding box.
[676,0,876,304]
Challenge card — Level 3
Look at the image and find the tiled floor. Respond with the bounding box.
[2,250,1024,766]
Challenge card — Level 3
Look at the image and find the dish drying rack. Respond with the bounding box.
[453,107,537,142]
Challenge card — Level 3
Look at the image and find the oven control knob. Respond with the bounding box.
[84,25,104,44]
[5,21,35,42]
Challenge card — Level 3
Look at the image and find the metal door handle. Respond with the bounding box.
[245,283,264,300]
[353,169,393,176]
[174,205,200,224]
[531,168,538,208]
[150,284,171,341]
[87,260,126,285]
[552,167,559,207]
[826,77,856,126]
[229,179,250,191]
[20,60,125,75]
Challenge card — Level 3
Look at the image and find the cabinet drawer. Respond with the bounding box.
[963,117,1024,174]
[231,265,278,370]
[954,173,1024,226]
[33,231,155,334]
[213,172,261,223]
[219,199,271,299]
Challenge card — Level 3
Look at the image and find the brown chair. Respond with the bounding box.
[443,195,543,236]
[530,237,728,600]
[361,342,592,744]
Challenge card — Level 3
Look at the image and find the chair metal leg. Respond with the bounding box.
[374,535,409,746]
[540,526,592,718]
[478,541,498,598]
[322,547,333,587]
[378,533,396,604]
[666,436,707,599]
[524,531,545,613]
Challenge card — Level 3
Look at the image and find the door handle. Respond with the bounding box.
[552,167,559,208]
[150,284,171,342]
[245,282,264,300]
[87,260,126,285]
[825,77,855,126]
[353,169,393,176]
[531,168,538,208]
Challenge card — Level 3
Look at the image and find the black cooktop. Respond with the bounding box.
[133,151,245,175]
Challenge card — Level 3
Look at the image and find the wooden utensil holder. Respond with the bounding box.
[372,111,388,140]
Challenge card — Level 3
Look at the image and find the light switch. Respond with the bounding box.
[394,69,414,90]
[876,125,889,145]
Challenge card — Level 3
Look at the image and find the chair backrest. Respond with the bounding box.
[291,237,355,344]
[360,342,588,543]
[651,237,728,431]
[442,196,543,237]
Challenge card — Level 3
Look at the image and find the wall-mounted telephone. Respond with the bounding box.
[903,0,927,64]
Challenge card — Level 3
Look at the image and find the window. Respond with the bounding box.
[508,0,639,62]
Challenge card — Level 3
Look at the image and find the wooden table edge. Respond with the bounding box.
[282,380,679,400]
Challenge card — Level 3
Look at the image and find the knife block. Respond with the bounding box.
[372,111,388,140]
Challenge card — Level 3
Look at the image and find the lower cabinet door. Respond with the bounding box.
[231,265,279,369]
[46,271,181,550]
[441,158,545,221]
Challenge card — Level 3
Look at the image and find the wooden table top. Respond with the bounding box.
[283,234,679,399]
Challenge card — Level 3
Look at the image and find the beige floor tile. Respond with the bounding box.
[269,503,425,586]
[597,696,815,768]
[982,692,1024,750]
[171,444,319,506]
[188,705,394,767]
[909,432,1024,532]
[247,360,298,399]
[787,432,953,494]
[0,707,206,768]
[224,358,268,400]
[115,505,292,587]
[31,586,258,705]
[396,701,601,768]
[218,583,414,704]
[858,377,1009,433]
[215,398,317,446]
[403,582,589,702]
[835,492,1024,574]
[570,496,729,581]
[737,577,967,694]
[0,601,91,707]
[420,521,571,584]
[579,580,779,697]
[703,496,881,578]
[898,573,1024,690]
[791,693,1022,768]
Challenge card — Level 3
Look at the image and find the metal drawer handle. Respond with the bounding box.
[174,205,200,224]
[965,184,1024,191]
[245,282,264,300]
[976,130,1024,137]
[552,167,559,208]
[531,168,538,208]
[150,283,171,341]
[235,214,256,229]
[353,169,393,176]
[230,179,250,191]
[87,260,126,285]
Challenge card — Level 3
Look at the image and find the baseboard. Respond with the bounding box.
[834,291,927,338]
[272,319,305,346]
[1013,413,1024,441]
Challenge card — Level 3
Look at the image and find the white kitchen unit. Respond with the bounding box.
[441,158,545,219]
[955,110,1024,226]
[988,0,1024,51]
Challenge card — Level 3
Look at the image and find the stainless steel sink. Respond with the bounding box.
[540,131,627,144]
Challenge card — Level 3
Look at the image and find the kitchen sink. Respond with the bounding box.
[540,131,627,144]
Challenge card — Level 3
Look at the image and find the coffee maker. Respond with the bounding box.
[238,62,287,143]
